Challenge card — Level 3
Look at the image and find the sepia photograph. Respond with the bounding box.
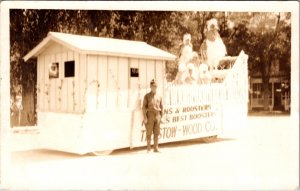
[0,1,299,190]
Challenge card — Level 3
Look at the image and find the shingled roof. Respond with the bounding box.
[23,32,176,61]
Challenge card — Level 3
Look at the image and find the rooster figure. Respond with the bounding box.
[200,18,227,71]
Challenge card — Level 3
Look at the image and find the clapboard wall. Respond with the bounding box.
[37,42,166,113]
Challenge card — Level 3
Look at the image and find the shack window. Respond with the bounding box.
[49,62,59,78]
[64,61,75,77]
[130,68,139,77]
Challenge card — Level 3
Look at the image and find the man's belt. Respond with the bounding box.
[147,109,161,114]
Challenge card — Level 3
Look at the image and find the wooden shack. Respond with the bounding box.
[24,32,176,114]
[23,32,176,154]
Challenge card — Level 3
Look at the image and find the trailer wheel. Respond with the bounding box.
[91,150,113,156]
[202,135,218,143]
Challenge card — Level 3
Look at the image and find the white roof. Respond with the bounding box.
[23,32,176,61]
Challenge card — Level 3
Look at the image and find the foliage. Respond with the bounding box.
[226,12,291,109]
[10,10,291,114]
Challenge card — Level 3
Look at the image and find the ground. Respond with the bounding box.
[8,116,299,190]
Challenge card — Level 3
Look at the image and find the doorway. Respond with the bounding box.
[273,83,283,111]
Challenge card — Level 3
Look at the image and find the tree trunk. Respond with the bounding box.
[21,85,36,126]
[262,77,270,111]
[261,13,281,111]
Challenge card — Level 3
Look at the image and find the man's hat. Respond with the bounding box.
[150,79,157,86]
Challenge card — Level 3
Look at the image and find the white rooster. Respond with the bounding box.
[200,18,227,71]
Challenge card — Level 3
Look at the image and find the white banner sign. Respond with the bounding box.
[140,104,222,143]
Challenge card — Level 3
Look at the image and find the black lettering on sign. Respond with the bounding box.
[182,123,203,136]
[130,68,139,77]
[172,115,187,123]
[182,105,211,113]
[163,108,173,115]
[159,127,177,139]
[204,121,216,132]
[141,127,177,142]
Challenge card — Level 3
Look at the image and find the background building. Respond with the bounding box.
[249,59,290,112]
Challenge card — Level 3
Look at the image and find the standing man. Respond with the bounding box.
[143,79,163,153]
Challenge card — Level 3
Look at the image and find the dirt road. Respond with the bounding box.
[9,116,299,190]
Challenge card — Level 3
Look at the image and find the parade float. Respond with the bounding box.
[23,20,248,155]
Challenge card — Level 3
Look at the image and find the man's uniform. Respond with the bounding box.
[142,80,163,152]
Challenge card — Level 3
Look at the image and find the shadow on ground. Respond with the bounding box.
[11,149,85,164]
[11,137,237,163]
[110,137,236,156]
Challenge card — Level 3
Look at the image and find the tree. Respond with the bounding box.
[10,10,291,125]
[247,12,290,110]
[223,12,291,110]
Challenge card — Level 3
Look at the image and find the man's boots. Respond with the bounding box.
[154,136,160,153]
[146,137,151,153]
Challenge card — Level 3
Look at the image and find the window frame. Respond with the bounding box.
[64,60,75,78]
[49,62,59,79]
